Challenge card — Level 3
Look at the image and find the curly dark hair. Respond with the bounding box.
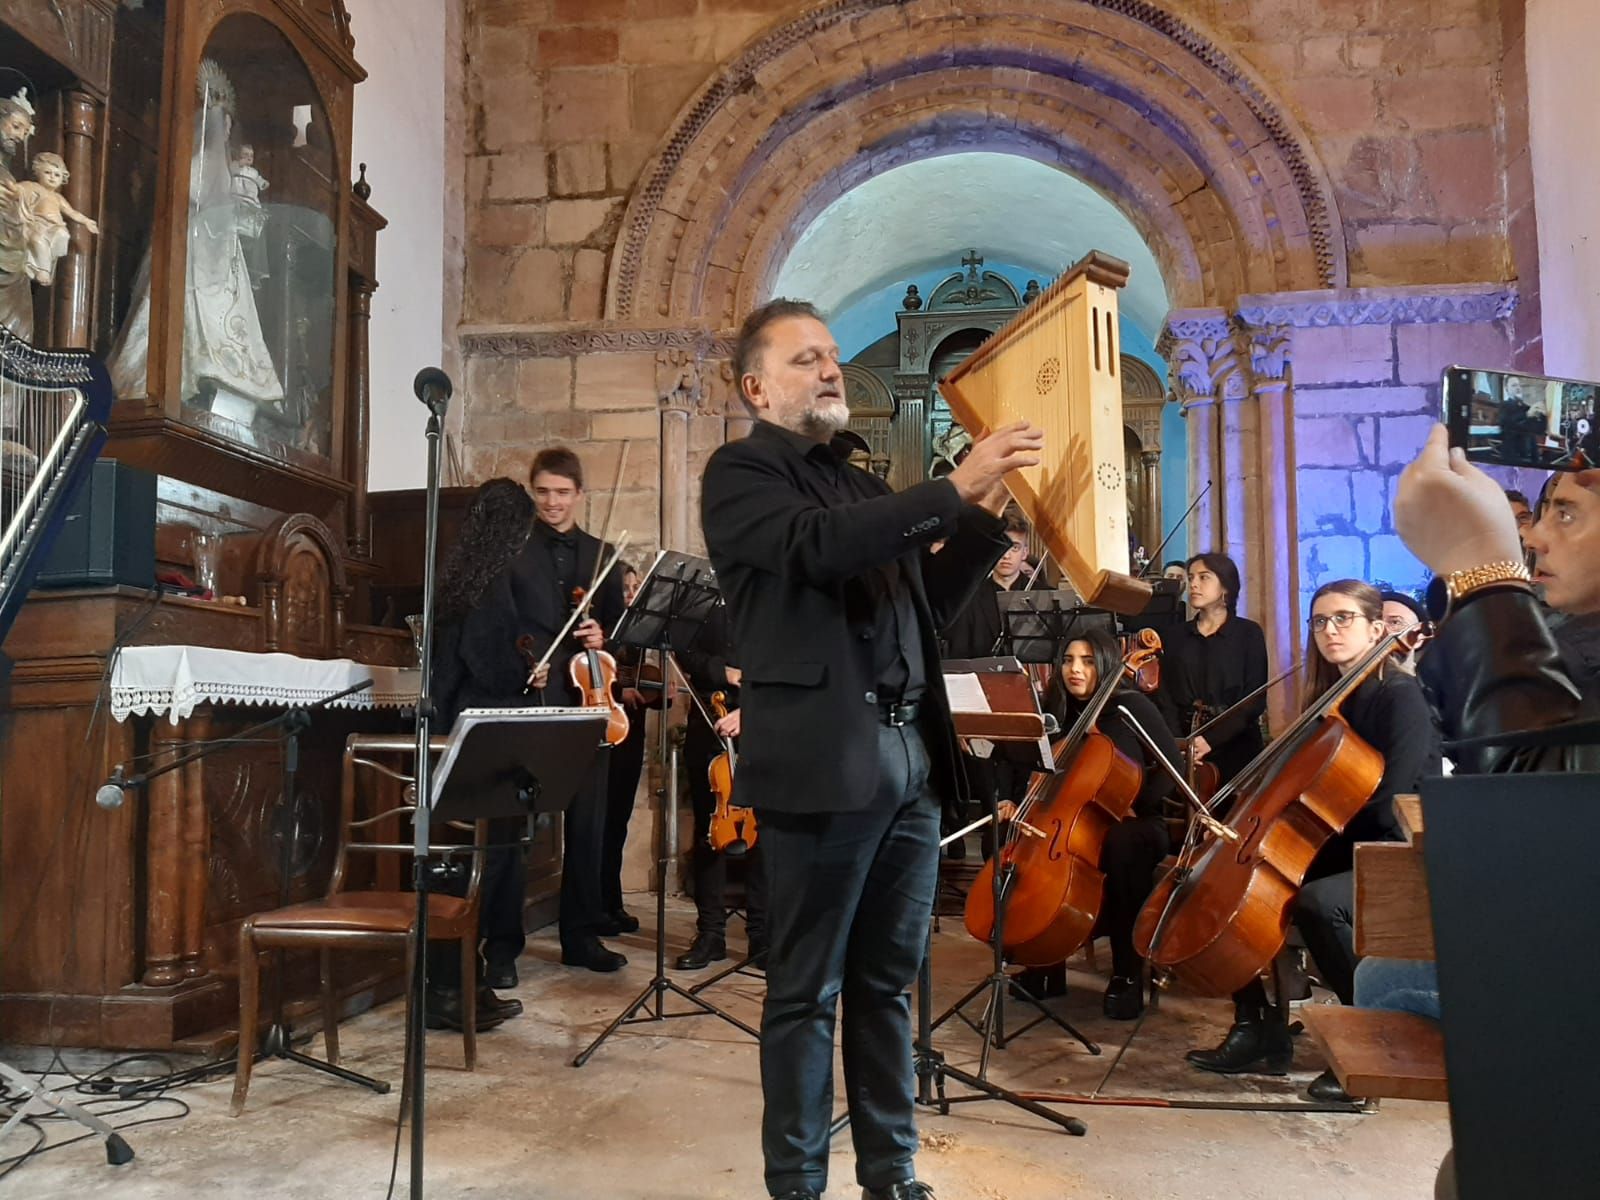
[436,478,534,622]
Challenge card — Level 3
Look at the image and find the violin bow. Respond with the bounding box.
[1186,659,1302,743]
[665,656,734,756]
[584,440,631,598]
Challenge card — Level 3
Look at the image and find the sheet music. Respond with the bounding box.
[943,672,991,713]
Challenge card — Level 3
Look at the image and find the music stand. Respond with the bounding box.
[996,589,1115,663]
[573,551,759,1067]
[929,657,1099,1066]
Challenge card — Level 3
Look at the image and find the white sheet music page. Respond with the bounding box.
[943,672,991,713]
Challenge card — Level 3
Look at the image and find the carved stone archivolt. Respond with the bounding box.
[610,0,1345,326]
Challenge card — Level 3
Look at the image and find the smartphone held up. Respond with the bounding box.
[1444,366,1599,472]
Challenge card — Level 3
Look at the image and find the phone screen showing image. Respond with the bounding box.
[1443,366,1599,472]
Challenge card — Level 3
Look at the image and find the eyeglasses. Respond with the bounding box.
[1310,611,1364,632]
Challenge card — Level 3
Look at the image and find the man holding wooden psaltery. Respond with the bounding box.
[701,298,1042,1200]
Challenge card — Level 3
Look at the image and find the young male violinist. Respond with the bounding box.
[506,445,629,973]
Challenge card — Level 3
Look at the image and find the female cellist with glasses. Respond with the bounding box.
[996,625,1180,1020]
[1182,579,1440,1096]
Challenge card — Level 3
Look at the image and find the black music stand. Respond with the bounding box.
[996,589,1116,663]
[573,551,758,1068]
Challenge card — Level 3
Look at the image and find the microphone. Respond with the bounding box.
[413,366,453,413]
[96,765,127,811]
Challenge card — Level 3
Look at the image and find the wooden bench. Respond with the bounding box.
[1303,794,1450,1101]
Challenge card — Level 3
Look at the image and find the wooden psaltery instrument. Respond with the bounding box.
[938,251,1152,615]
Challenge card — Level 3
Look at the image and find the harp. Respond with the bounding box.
[938,251,1152,616]
[0,327,114,644]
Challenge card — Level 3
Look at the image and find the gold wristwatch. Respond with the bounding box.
[1424,559,1533,622]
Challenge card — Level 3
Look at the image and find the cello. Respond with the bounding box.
[705,690,757,856]
[964,629,1162,966]
[1134,624,1428,996]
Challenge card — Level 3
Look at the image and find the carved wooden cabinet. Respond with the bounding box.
[0,2,427,1051]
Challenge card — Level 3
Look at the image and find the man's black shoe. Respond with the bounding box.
[477,986,522,1021]
[1007,963,1066,1000]
[863,1181,936,1199]
[423,988,506,1033]
[485,960,518,990]
[674,931,727,970]
[560,937,627,973]
[1102,975,1144,1021]
[770,1191,820,1200]
[596,909,641,936]
[1186,1018,1293,1075]
[1307,1067,1358,1103]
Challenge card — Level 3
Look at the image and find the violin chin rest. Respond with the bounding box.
[722,840,749,857]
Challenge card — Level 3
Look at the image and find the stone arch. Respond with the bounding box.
[609,0,1345,327]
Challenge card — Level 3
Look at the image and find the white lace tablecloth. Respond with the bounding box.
[110,645,421,723]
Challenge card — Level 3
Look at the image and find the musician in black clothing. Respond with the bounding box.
[1001,626,1177,1020]
[1161,552,1268,783]
[702,298,1038,1200]
[599,563,661,939]
[425,477,542,1030]
[674,602,767,969]
[506,446,629,973]
[1185,579,1440,1087]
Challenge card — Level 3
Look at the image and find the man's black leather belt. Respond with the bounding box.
[878,699,921,727]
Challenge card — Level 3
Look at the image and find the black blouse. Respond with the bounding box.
[1160,613,1269,784]
[1338,667,1442,845]
[1045,684,1179,820]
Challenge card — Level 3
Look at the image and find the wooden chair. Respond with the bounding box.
[231,734,485,1116]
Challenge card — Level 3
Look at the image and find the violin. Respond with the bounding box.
[615,648,670,709]
[565,585,630,746]
[1134,623,1431,995]
[964,628,1162,966]
[706,690,757,856]
[1184,703,1222,805]
[1122,631,1161,694]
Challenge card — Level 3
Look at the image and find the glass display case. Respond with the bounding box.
[99,0,366,518]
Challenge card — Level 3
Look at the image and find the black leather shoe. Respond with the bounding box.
[1102,975,1144,1021]
[863,1181,936,1199]
[1186,1018,1294,1075]
[771,1191,821,1200]
[596,909,641,936]
[561,938,627,973]
[477,986,522,1021]
[1307,1067,1357,1102]
[485,960,518,990]
[423,988,506,1033]
[674,932,727,970]
[1008,963,1066,1000]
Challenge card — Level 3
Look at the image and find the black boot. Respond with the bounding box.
[1007,963,1067,1000]
[560,937,627,973]
[674,931,727,970]
[1185,1013,1294,1075]
[1102,975,1144,1021]
[477,986,522,1021]
[1307,1067,1357,1102]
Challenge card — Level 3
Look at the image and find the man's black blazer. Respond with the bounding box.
[505,524,625,708]
[701,422,1009,816]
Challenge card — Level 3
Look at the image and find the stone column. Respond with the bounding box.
[51,91,100,348]
[1243,323,1296,735]
[1160,311,1235,557]
[1140,449,1163,556]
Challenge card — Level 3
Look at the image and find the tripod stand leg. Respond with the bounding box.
[573,978,664,1067]
[934,1056,1088,1136]
[0,1062,135,1165]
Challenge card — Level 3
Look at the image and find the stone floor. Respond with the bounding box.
[6,899,1450,1199]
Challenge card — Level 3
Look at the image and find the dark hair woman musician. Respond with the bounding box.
[1185,579,1440,1098]
[1160,553,1269,784]
[1007,625,1181,1020]
[426,477,540,1030]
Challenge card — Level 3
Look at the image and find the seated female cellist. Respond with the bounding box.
[1003,625,1180,1020]
[1185,579,1440,1092]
